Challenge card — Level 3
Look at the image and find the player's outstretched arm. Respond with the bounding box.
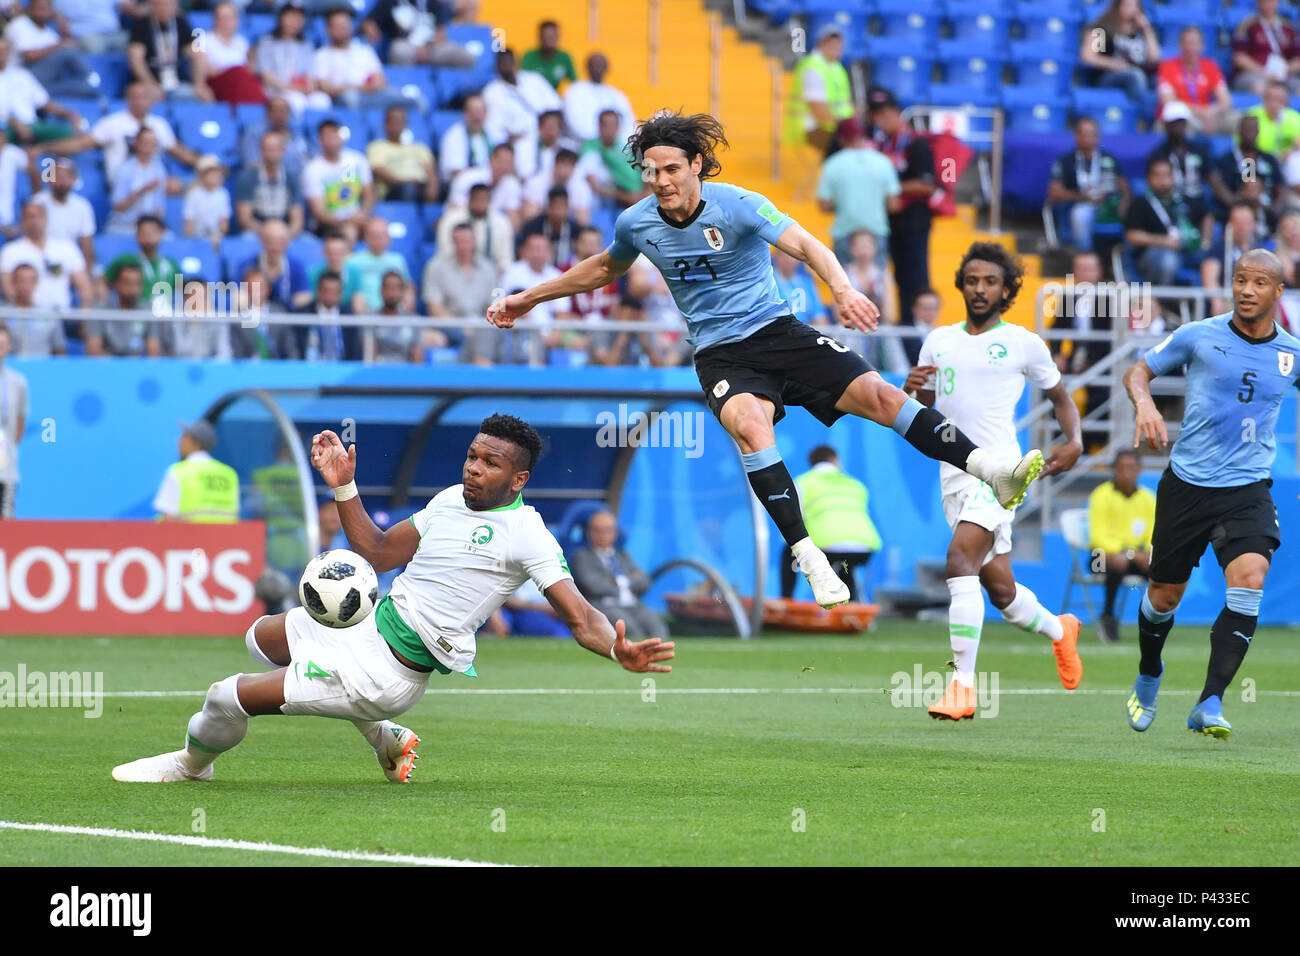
[310,430,420,572]
[543,579,675,673]
[1040,382,1085,477]
[1123,359,1169,450]
[485,250,636,328]
[773,222,879,333]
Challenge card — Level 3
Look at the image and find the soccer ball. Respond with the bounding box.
[298,550,379,628]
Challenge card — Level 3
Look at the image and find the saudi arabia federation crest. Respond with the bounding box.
[1280,351,1294,376]
[702,226,724,251]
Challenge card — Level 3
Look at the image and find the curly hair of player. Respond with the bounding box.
[478,414,543,472]
[626,110,729,181]
[954,242,1025,313]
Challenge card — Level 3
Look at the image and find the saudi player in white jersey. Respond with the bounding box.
[904,243,1085,720]
[112,414,675,783]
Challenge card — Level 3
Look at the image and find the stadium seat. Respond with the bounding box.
[85,53,129,98]
[188,10,213,36]
[1151,5,1216,46]
[1001,87,1070,132]
[220,233,262,280]
[430,110,461,145]
[808,11,870,62]
[945,6,1010,45]
[433,69,480,108]
[163,195,186,235]
[418,202,445,237]
[924,83,998,109]
[373,202,422,241]
[938,41,1006,96]
[444,24,497,78]
[241,12,277,42]
[235,102,273,134]
[93,234,139,269]
[59,98,106,130]
[388,234,423,278]
[301,108,367,146]
[385,66,438,115]
[163,237,220,280]
[289,233,323,264]
[1011,43,1076,94]
[175,104,240,167]
[418,239,438,270]
[1016,12,1083,52]
[71,164,108,226]
[867,46,932,102]
[871,1,940,45]
[1071,88,1138,135]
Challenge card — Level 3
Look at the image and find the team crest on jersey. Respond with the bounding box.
[1280,350,1295,375]
[702,226,725,251]
[986,343,1008,366]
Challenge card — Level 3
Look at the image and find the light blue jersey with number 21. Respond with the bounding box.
[607,181,794,352]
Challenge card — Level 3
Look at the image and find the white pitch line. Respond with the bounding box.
[0,821,510,867]
[39,687,1300,699]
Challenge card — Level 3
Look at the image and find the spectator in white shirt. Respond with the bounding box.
[45,80,198,181]
[3,262,67,355]
[191,1,266,106]
[496,231,572,363]
[448,142,524,229]
[0,143,30,239]
[523,148,592,225]
[56,0,130,56]
[29,156,94,270]
[252,1,331,114]
[5,0,97,99]
[302,118,374,243]
[0,198,93,309]
[312,6,418,111]
[438,93,498,187]
[519,108,578,182]
[183,154,232,243]
[0,35,83,145]
[482,48,561,170]
[436,182,514,274]
[107,125,181,234]
[563,52,635,146]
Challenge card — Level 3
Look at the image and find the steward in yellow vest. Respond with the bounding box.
[152,420,239,523]
[784,25,854,152]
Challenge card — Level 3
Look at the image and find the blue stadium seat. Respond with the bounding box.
[69,164,107,226]
[418,202,445,237]
[1002,87,1071,132]
[430,110,461,146]
[388,234,423,278]
[872,2,940,45]
[809,11,869,62]
[163,195,185,234]
[589,205,617,245]
[373,202,422,241]
[85,53,129,98]
[59,98,105,130]
[938,41,1006,95]
[234,102,271,134]
[241,12,277,42]
[385,66,437,115]
[924,84,998,109]
[867,45,932,102]
[188,10,214,36]
[1011,42,1076,94]
[163,238,221,280]
[175,104,240,166]
[418,239,438,269]
[945,6,1010,45]
[289,233,323,264]
[433,69,480,107]
[444,24,497,77]
[94,234,139,269]
[301,108,367,147]
[1017,12,1083,51]
[220,233,262,271]
[1150,5,1215,45]
[1072,88,1138,134]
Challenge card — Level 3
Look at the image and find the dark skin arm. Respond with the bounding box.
[1040,381,1084,477]
[1124,358,1168,450]
[310,429,421,572]
[543,578,675,672]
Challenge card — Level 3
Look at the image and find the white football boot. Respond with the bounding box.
[112,750,214,783]
[375,721,420,783]
[797,547,851,609]
[984,449,1045,509]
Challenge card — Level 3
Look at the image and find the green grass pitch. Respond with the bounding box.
[2,623,1298,866]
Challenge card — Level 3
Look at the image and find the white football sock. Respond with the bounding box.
[245,617,278,667]
[181,675,248,773]
[1001,583,1064,641]
[946,575,983,688]
[789,537,815,561]
[352,718,387,752]
[964,448,990,482]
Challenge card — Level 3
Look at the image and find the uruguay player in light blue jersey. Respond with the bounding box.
[488,111,1043,608]
[1124,249,1300,737]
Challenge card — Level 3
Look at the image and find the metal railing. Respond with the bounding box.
[901,105,1005,234]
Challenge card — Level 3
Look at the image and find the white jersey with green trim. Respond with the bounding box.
[918,320,1061,496]
[386,485,571,672]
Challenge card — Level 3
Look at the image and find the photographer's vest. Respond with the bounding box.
[798,466,882,551]
[784,52,853,143]
[170,456,239,523]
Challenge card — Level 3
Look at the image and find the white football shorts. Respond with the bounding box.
[280,606,429,721]
[941,473,1014,567]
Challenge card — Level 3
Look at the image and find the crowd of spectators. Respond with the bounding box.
[0,4,681,368]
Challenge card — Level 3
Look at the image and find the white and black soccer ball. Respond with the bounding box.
[298,549,379,628]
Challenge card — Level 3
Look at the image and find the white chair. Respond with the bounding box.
[1060,507,1145,630]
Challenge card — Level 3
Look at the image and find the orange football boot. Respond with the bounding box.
[1053,614,1083,690]
[928,679,977,720]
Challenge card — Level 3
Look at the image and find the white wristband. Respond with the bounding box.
[610,641,619,663]
[333,480,358,502]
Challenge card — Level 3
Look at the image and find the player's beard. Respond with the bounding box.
[965,301,1001,326]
